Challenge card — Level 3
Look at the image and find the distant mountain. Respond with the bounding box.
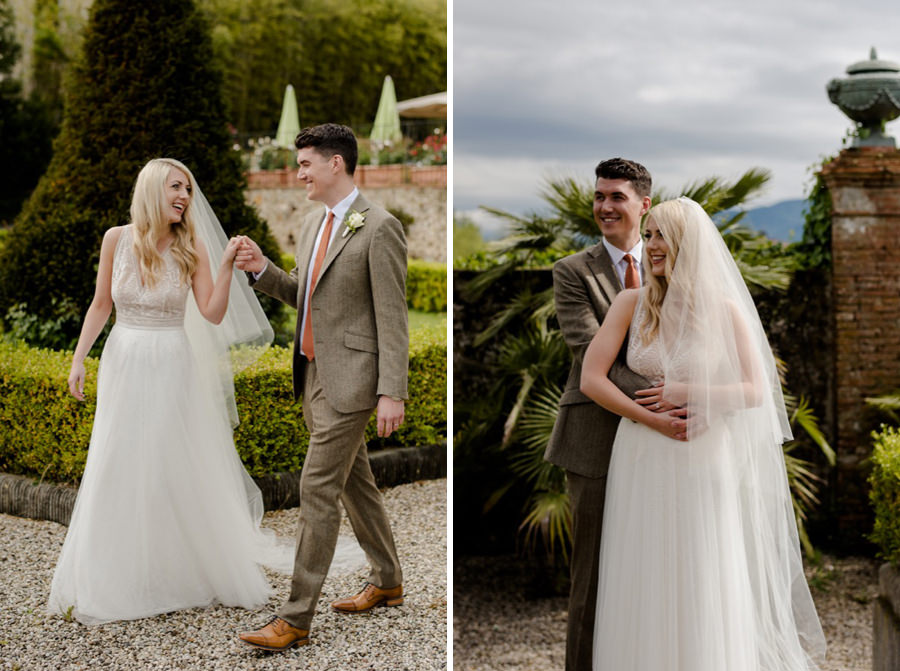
[726,199,807,243]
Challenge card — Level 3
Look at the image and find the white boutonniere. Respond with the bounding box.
[342,209,366,238]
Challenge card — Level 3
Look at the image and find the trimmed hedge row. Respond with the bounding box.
[0,331,446,484]
[278,253,446,313]
[870,425,900,565]
[407,260,447,313]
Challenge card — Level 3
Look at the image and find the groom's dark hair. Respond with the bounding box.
[295,123,358,175]
[595,158,651,198]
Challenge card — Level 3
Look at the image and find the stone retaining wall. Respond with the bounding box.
[246,182,446,263]
[875,563,900,670]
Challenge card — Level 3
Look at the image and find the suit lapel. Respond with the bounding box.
[586,242,622,304]
[317,193,370,280]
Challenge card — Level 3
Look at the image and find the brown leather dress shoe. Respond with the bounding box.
[331,582,404,613]
[238,617,309,651]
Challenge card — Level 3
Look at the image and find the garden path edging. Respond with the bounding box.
[0,443,447,527]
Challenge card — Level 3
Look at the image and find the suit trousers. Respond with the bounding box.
[277,360,403,629]
[565,470,608,671]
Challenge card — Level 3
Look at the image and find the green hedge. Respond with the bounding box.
[870,425,900,565]
[0,333,446,484]
[407,260,446,313]
[279,253,446,314]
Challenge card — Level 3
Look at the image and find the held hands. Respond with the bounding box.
[68,361,86,401]
[376,395,405,438]
[222,237,241,265]
[637,382,690,441]
[233,236,266,274]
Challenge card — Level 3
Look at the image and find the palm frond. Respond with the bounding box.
[789,396,836,465]
[538,174,598,240]
[519,489,572,561]
[866,394,900,425]
[460,259,519,302]
[511,385,566,491]
[473,288,542,347]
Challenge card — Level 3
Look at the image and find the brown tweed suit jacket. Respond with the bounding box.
[544,242,649,478]
[251,193,409,413]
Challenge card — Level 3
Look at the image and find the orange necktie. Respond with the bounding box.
[301,211,335,360]
[624,253,640,289]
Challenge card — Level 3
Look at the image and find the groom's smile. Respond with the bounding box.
[295,146,342,205]
[593,177,650,251]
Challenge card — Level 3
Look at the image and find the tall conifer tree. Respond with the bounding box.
[0,0,280,339]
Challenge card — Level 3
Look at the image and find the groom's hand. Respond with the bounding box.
[234,236,267,274]
[376,395,404,438]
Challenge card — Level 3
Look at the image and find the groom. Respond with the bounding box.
[234,123,408,651]
[546,158,681,670]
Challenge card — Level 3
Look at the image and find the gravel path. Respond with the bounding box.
[453,552,878,671]
[0,479,446,671]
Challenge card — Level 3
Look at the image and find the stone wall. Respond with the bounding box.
[245,176,446,263]
[875,563,900,671]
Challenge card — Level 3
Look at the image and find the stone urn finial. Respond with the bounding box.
[827,47,900,148]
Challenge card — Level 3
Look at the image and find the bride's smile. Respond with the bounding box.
[643,219,669,276]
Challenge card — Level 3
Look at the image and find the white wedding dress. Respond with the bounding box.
[48,226,292,625]
[592,295,820,670]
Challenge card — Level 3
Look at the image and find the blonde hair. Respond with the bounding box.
[639,199,687,344]
[130,158,199,288]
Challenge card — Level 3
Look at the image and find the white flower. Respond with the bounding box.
[342,209,367,237]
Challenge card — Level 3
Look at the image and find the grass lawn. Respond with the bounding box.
[410,309,447,341]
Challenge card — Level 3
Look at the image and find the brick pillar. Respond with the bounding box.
[820,147,900,547]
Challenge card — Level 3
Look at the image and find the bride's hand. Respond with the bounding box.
[635,382,686,411]
[68,362,86,401]
[222,237,241,265]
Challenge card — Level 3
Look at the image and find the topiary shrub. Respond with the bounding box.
[0,337,446,484]
[0,0,281,346]
[870,425,900,566]
[407,260,446,312]
[0,0,56,228]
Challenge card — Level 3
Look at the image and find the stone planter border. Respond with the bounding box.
[0,443,447,527]
[245,165,446,190]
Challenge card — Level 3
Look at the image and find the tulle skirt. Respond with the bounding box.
[48,323,291,625]
[592,418,817,671]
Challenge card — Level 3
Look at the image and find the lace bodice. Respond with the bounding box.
[626,292,664,383]
[112,226,190,327]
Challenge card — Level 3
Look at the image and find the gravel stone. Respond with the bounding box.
[0,479,446,671]
[453,552,878,671]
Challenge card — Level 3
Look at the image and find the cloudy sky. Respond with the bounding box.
[453,0,899,235]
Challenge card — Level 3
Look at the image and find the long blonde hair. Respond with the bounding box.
[639,199,687,344]
[130,158,199,288]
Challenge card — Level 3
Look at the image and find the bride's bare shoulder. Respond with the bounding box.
[612,288,641,309]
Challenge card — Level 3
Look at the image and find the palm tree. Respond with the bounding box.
[459,168,832,564]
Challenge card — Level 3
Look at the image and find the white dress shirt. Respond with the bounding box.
[297,187,359,357]
[602,237,644,289]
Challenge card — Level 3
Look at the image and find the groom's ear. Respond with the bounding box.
[640,196,651,215]
[331,153,345,174]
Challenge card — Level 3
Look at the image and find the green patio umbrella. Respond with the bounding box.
[369,75,403,145]
[274,84,300,148]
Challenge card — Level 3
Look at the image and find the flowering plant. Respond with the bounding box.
[408,130,447,166]
[342,209,366,237]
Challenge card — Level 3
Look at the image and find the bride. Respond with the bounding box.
[580,198,826,670]
[48,158,288,624]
